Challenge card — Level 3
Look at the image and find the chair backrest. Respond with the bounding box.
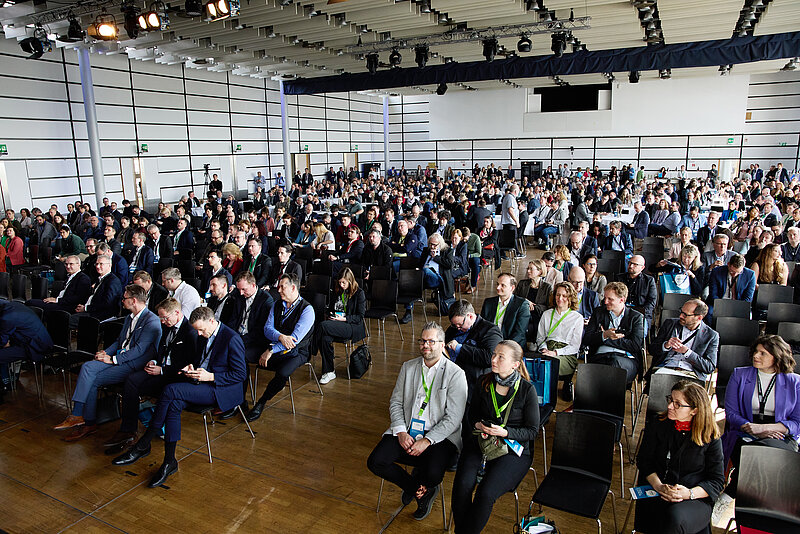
[660,309,680,328]
[53,260,67,281]
[736,446,800,530]
[712,298,751,321]
[641,243,664,256]
[715,345,752,410]
[101,319,125,348]
[11,273,28,300]
[26,304,44,321]
[0,271,9,299]
[294,258,309,283]
[44,309,71,350]
[177,259,196,281]
[646,373,703,421]
[294,246,313,262]
[30,275,48,300]
[601,250,625,263]
[40,245,53,266]
[368,279,398,309]
[716,317,760,347]
[643,237,664,246]
[75,315,101,354]
[398,268,423,297]
[347,263,365,279]
[550,412,616,482]
[369,265,392,281]
[306,274,331,300]
[663,292,693,311]
[498,228,516,249]
[399,256,418,270]
[596,258,621,277]
[641,252,663,272]
[767,303,800,334]
[755,284,795,311]
[573,363,627,420]
[777,322,800,345]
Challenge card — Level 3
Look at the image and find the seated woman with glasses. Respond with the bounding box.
[635,380,724,534]
[451,340,539,534]
[582,254,607,295]
[713,335,800,518]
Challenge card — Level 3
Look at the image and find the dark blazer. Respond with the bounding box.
[196,323,247,411]
[468,373,540,453]
[327,288,367,341]
[616,272,657,324]
[631,210,650,240]
[156,317,199,378]
[208,293,237,328]
[480,295,530,349]
[335,239,365,263]
[149,236,174,261]
[470,206,492,231]
[706,265,756,317]
[105,238,122,257]
[245,254,272,288]
[362,241,393,273]
[128,245,155,276]
[269,260,302,287]
[576,288,601,320]
[584,306,645,370]
[105,308,162,366]
[571,241,596,265]
[514,278,552,317]
[57,271,92,312]
[696,226,733,251]
[200,267,232,297]
[173,229,195,252]
[601,232,633,257]
[722,366,800,463]
[145,283,169,313]
[781,242,800,263]
[111,253,129,286]
[0,301,54,361]
[648,318,720,381]
[232,289,274,350]
[419,246,455,299]
[391,232,424,259]
[445,316,503,395]
[86,273,124,321]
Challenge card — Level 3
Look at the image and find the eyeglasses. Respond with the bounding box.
[666,395,693,409]
[679,311,699,317]
[418,339,441,346]
[452,316,468,331]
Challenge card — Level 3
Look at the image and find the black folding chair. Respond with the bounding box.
[755,284,794,316]
[397,269,425,333]
[766,302,800,335]
[601,250,625,264]
[662,292,693,311]
[712,298,751,327]
[595,258,622,278]
[531,412,619,534]
[777,321,800,345]
[40,310,73,406]
[715,317,760,347]
[305,274,332,306]
[364,279,403,354]
[659,308,680,328]
[30,275,48,300]
[10,273,28,302]
[0,271,9,300]
[714,345,751,413]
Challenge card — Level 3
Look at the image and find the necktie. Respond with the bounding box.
[239,303,251,335]
[731,276,738,298]
[122,320,134,350]
[249,257,256,273]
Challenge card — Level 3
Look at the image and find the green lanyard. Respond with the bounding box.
[340,294,348,307]
[490,378,521,426]
[547,309,571,338]
[495,300,509,326]
[418,365,433,417]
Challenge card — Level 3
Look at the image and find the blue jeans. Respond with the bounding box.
[409,268,443,310]
[468,257,481,287]
[535,225,559,244]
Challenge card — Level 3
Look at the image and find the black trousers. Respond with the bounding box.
[367,434,458,495]
[316,320,356,374]
[725,436,798,498]
[592,353,639,384]
[503,224,520,254]
[120,370,172,434]
[635,494,712,534]
[249,347,307,404]
[451,442,532,534]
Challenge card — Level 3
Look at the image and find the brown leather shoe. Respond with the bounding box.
[53,415,85,430]
[103,431,137,449]
[63,424,97,442]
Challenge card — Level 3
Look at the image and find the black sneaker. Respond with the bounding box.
[413,485,440,521]
[401,489,414,506]
[399,310,412,324]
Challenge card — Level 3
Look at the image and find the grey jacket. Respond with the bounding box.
[385,355,468,450]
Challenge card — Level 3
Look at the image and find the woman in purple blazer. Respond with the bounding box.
[718,335,800,504]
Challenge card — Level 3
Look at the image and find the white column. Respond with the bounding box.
[279,80,292,180]
[383,96,390,176]
[77,47,106,206]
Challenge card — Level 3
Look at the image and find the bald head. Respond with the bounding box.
[628,255,645,277]
[568,266,586,283]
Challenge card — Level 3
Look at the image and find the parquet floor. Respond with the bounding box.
[0,249,733,534]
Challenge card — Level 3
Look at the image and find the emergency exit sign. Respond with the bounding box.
[727,137,735,144]
[0,144,7,155]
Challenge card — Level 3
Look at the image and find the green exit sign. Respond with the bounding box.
[351,144,358,151]
[140,143,148,153]
[0,144,7,155]
[235,144,242,151]
[303,144,309,152]
[727,137,735,145]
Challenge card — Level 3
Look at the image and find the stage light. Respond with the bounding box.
[205,0,239,21]
[482,38,497,62]
[19,26,51,59]
[550,32,566,57]
[436,83,447,95]
[414,45,429,68]
[121,5,140,39]
[517,35,531,53]
[58,13,86,43]
[629,70,640,83]
[185,0,203,16]
[88,12,119,41]
[659,68,671,79]
[420,0,431,13]
[366,53,379,74]
[137,1,169,31]
[388,48,401,67]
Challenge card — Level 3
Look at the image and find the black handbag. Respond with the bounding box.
[347,344,372,379]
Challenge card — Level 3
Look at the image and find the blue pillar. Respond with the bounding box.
[77,47,106,206]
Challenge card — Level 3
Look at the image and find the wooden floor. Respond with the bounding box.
[0,249,733,534]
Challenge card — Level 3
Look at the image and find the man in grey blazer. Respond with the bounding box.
[367,322,468,522]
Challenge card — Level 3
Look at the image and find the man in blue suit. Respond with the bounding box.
[706,253,756,321]
[567,267,601,321]
[111,306,246,488]
[54,284,161,441]
[127,231,155,276]
[97,242,129,286]
[0,301,54,402]
[172,218,195,258]
[600,221,633,257]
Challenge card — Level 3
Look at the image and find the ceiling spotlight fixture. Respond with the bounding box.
[88,11,119,41]
[436,83,448,95]
[540,10,553,23]
[420,1,431,14]
[388,48,402,67]
[517,34,532,53]
[629,70,640,83]
[550,32,566,57]
[121,3,140,39]
[280,0,292,5]
[19,25,52,59]
[204,0,239,21]
[438,13,449,24]
[266,26,276,38]
[482,38,497,62]
[185,0,203,17]
[306,5,319,17]
[719,64,733,76]
[365,53,379,74]
[569,8,574,22]
[414,45,429,68]
[659,68,671,79]
[58,12,86,43]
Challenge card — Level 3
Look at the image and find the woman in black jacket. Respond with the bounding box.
[451,340,539,534]
[451,229,470,281]
[635,380,724,534]
[314,267,366,385]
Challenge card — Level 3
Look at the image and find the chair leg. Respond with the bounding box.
[237,404,256,438]
[439,483,447,531]
[608,490,619,534]
[249,367,256,404]
[287,375,295,414]
[61,369,71,410]
[394,314,404,341]
[618,440,625,497]
[541,427,548,475]
[381,318,387,354]
[376,478,384,513]
[202,413,213,463]
[306,362,324,396]
[513,490,520,527]
[723,517,735,533]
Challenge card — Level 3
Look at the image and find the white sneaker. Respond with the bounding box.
[320,372,336,385]
[711,492,734,525]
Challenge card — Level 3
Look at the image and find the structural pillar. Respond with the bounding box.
[279,79,293,181]
[383,96,390,176]
[77,47,106,206]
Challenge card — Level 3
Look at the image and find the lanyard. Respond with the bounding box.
[495,301,509,326]
[490,378,521,426]
[340,294,348,308]
[757,373,778,415]
[418,365,434,417]
[547,309,572,338]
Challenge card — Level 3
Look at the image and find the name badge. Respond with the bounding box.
[504,438,524,457]
[408,418,426,440]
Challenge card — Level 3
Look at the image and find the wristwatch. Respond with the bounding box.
[689,488,695,500]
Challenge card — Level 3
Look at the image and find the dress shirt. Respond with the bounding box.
[661,324,701,372]
[494,296,512,328]
[198,322,221,370]
[239,293,255,335]
[392,357,444,435]
[113,308,144,364]
[424,253,441,275]
[58,272,78,300]
[130,246,144,273]
[535,308,584,357]
[171,281,202,319]
[263,297,314,353]
[85,273,109,307]
[594,309,631,358]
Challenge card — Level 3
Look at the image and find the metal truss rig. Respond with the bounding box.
[346,16,592,55]
[23,0,123,27]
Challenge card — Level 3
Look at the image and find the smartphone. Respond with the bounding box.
[481,419,496,428]
[614,328,628,336]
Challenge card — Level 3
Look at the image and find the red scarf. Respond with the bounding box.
[674,420,692,432]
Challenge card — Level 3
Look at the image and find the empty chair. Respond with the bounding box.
[397,269,425,332]
[660,308,680,328]
[755,284,794,314]
[53,260,67,281]
[595,257,622,277]
[714,345,751,412]
[641,243,664,256]
[766,302,800,335]
[643,237,664,246]
[369,265,392,281]
[497,228,519,269]
[305,274,331,305]
[641,252,663,272]
[712,298,751,324]
[0,271,10,300]
[777,322,800,345]
[715,317,760,347]
[10,273,28,302]
[601,250,626,264]
[30,275,48,300]
[364,279,403,353]
[662,292,693,311]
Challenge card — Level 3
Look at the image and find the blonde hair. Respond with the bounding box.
[222,242,242,260]
[680,244,701,271]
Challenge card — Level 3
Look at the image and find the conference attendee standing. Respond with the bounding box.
[451,340,539,534]
[54,285,161,441]
[635,380,724,534]
[112,306,246,488]
[479,273,530,349]
[367,322,467,522]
